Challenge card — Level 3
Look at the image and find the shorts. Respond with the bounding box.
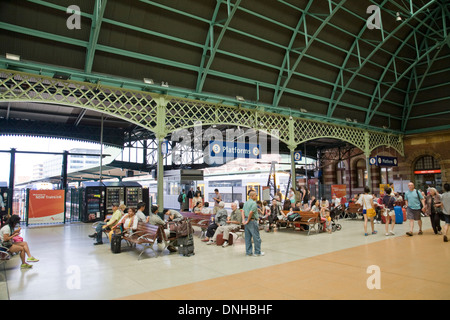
[407,207,422,221]
[383,209,395,217]
[444,214,450,225]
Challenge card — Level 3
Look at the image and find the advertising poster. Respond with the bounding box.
[28,190,65,224]
[380,184,394,196]
[331,185,347,198]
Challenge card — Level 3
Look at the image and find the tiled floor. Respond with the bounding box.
[2,216,449,300]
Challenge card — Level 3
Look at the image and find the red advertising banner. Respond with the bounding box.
[28,190,65,224]
[331,185,347,198]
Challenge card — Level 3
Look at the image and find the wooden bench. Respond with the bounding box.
[122,222,164,260]
[181,212,212,238]
[277,211,320,236]
[344,203,363,219]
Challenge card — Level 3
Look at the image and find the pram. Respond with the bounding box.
[330,205,343,232]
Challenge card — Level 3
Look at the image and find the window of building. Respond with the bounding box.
[415,156,440,170]
[336,161,346,185]
[380,167,393,185]
[356,159,367,188]
[414,155,442,191]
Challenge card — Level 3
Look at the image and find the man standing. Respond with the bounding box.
[243,191,264,256]
[441,183,450,242]
[404,182,425,236]
[213,189,222,214]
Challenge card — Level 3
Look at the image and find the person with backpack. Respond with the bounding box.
[404,182,425,237]
[178,189,187,211]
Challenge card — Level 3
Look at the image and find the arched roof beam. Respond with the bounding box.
[400,35,450,131]
[85,0,108,74]
[363,5,442,125]
[195,0,225,93]
[272,0,315,109]
[327,0,437,123]
[196,0,242,93]
[366,34,450,130]
[271,0,347,108]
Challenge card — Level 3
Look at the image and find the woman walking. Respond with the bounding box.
[357,187,377,236]
[425,188,442,235]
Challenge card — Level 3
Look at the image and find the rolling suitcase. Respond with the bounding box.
[394,206,403,224]
[110,232,122,254]
[178,234,195,256]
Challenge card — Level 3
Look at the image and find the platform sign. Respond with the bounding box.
[161,140,169,155]
[209,140,261,160]
[293,151,302,162]
[369,156,398,167]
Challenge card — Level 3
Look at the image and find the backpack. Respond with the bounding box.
[175,218,194,238]
[178,193,183,203]
[287,212,301,221]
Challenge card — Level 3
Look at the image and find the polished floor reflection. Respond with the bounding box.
[2,217,449,300]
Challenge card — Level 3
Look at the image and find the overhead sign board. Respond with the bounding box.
[210,141,261,160]
[369,156,398,167]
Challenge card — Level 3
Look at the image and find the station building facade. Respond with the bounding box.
[321,129,450,196]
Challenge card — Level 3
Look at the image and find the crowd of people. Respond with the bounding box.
[1,181,449,269]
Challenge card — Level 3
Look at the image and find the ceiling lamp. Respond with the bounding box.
[6,53,20,61]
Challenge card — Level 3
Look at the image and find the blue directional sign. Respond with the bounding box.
[293,151,302,162]
[210,141,261,160]
[369,156,398,167]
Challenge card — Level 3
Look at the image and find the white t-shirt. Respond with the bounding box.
[0,225,12,243]
[357,194,374,210]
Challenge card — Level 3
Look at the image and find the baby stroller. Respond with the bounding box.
[330,205,343,232]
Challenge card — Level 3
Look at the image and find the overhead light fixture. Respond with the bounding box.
[346,118,353,122]
[6,53,20,61]
[396,12,402,22]
[53,73,70,80]
[143,78,154,85]
[300,108,308,113]
[161,81,169,88]
[236,96,245,102]
[353,119,358,123]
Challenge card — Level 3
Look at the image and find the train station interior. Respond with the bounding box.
[0,0,449,302]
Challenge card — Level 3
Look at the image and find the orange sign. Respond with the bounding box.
[331,185,347,198]
[28,190,65,224]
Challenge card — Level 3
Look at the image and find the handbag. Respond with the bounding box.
[12,235,23,243]
[364,197,376,218]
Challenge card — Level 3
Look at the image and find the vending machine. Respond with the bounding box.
[123,181,143,210]
[0,182,8,226]
[81,182,106,223]
[104,182,125,215]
